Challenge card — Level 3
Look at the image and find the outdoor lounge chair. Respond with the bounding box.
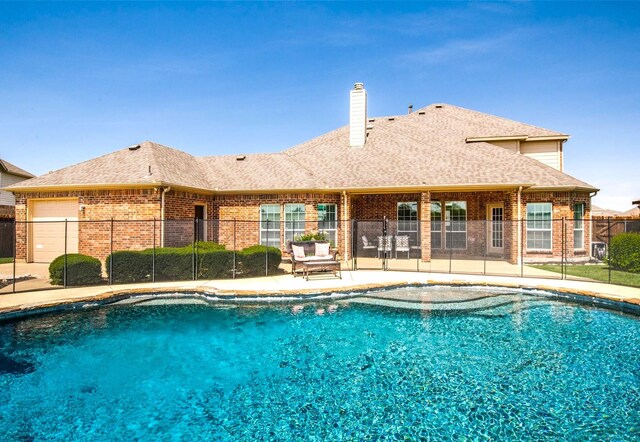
[395,235,410,259]
[377,235,393,258]
[286,240,340,279]
[361,235,377,255]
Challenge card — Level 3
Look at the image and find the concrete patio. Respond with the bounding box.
[1,259,639,316]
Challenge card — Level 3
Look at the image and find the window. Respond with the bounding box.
[431,201,442,249]
[397,202,418,243]
[445,201,467,249]
[317,204,337,245]
[260,204,280,248]
[284,204,306,244]
[574,203,585,250]
[526,203,552,250]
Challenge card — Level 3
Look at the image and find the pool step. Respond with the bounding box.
[348,294,549,314]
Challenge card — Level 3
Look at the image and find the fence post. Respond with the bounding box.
[265,220,269,277]
[64,219,68,289]
[562,217,566,280]
[193,218,197,281]
[152,218,156,283]
[12,219,16,293]
[520,218,524,278]
[351,219,357,271]
[607,217,611,284]
[448,227,453,274]
[233,218,237,279]
[483,219,487,276]
[383,216,387,271]
[109,218,113,286]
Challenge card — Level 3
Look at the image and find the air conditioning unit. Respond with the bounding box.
[592,242,606,261]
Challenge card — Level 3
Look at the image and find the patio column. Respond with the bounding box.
[507,189,520,265]
[420,191,431,262]
[341,191,351,262]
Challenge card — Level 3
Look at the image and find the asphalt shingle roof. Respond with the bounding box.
[6,103,596,193]
[0,159,34,179]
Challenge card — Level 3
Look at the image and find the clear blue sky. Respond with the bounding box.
[1,2,638,210]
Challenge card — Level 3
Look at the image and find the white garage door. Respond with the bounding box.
[31,200,79,263]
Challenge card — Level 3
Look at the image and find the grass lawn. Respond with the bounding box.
[0,257,13,264]
[531,264,640,287]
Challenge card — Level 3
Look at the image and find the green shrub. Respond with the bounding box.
[49,254,103,286]
[106,242,235,283]
[154,247,193,281]
[608,233,640,273]
[105,242,283,282]
[106,250,154,284]
[197,248,235,279]
[238,245,282,277]
[294,231,328,241]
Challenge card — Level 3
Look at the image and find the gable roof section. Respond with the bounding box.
[6,142,211,192]
[283,104,593,191]
[0,159,34,179]
[6,103,596,193]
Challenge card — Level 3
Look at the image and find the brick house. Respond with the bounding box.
[6,83,597,265]
[1,159,34,220]
[0,159,34,258]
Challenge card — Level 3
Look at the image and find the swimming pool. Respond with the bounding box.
[1,286,638,440]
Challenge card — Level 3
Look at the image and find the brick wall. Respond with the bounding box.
[430,191,517,262]
[163,191,215,247]
[213,193,343,253]
[12,188,591,264]
[520,191,591,262]
[14,189,163,261]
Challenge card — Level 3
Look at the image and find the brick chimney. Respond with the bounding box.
[349,82,367,148]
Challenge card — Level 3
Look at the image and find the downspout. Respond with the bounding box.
[160,186,171,247]
[517,186,523,266]
[343,191,349,262]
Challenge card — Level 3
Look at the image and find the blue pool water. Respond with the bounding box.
[0,288,639,441]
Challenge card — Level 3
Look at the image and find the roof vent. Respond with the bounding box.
[236,155,246,161]
[435,104,444,109]
[408,104,413,114]
[418,111,426,115]
[128,144,141,151]
[388,117,395,121]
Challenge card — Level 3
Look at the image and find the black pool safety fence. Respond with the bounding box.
[0,217,639,294]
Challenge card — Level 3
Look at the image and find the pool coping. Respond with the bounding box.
[1,271,639,321]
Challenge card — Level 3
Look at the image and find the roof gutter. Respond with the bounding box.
[212,183,537,195]
[466,135,570,143]
[5,182,215,195]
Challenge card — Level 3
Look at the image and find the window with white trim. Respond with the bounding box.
[445,201,467,249]
[431,201,442,249]
[284,204,306,244]
[317,204,337,245]
[573,203,585,250]
[526,203,552,250]
[397,202,418,244]
[260,204,281,248]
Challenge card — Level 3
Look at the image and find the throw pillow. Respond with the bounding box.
[292,244,306,260]
[315,242,330,257]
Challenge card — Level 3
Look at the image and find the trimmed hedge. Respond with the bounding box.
[106,242,281,283]
[238,245,282,277]
[608,233,640,273]
[49,253,103,286]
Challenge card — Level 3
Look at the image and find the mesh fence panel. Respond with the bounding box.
[3,216,640,293]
